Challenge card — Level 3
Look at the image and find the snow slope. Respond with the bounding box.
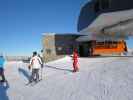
[0,57,133,100]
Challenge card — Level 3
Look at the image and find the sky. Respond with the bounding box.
[0,0,86,56]
[0,0,133,56]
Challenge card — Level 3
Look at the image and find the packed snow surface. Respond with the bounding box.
[0,56,133,100]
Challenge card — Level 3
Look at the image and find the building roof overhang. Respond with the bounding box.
[78,9,133,41]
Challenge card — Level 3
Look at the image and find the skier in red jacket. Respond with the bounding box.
[72,49,79,72]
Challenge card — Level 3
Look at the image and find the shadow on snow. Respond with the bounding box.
[18,67,30,81]
[45,65,73,72]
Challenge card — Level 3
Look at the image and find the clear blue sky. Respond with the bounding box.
[0,0,133,56]
[0,0,86,56]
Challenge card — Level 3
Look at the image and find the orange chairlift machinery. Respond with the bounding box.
[91,40,127,55]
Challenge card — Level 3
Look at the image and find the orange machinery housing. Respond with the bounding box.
[91,40,127,56]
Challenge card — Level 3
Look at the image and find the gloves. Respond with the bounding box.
[28,65,31,70]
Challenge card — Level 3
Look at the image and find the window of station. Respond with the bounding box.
[99,0,110,10]
[95,41,117,48]
[94,1,100,12]
[94,0,111,12]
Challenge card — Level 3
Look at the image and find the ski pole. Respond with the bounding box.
[41,66,43,80]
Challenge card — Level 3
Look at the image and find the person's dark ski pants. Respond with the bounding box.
[0,68,6,82]
[29,69,39,82]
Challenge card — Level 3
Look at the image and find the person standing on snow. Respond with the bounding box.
[38,53,44,80]
[28,51,42,83]
[38,54,44,68]
[72,49,79,72]
[0,54,6,83]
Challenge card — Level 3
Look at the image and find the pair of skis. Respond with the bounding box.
[26,79,42,86]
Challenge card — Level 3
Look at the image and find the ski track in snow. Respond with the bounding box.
[0,57,133,100]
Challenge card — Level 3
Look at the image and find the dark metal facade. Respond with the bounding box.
[78,0,133,32]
